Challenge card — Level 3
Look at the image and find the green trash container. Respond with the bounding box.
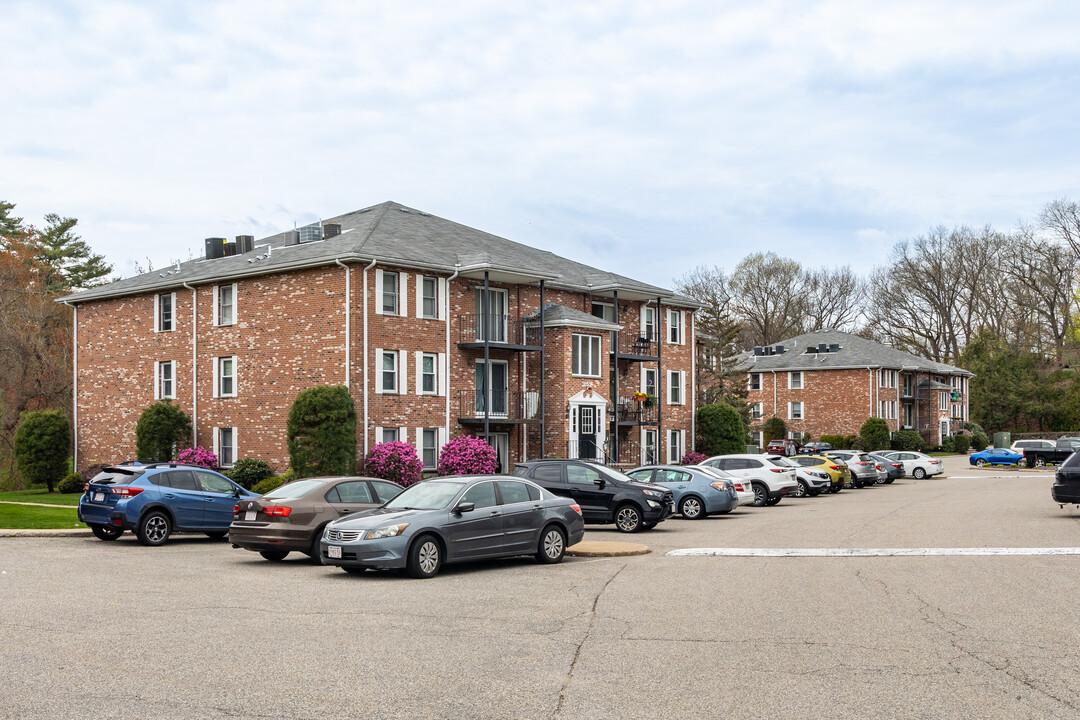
[746,444,759,454]
[993,432,1010,449]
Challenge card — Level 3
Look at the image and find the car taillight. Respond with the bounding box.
[82,482,89,492]
[263,506,292,517]
[770,468,787,473]
[570,503,582,515]
[233,504,240,514]
[829,465,840,471]
[111,487,143,497]
[891,463,901,469]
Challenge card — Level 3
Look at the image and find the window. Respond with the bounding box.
[879,369,897,388]
[642,429,657,465]
[667,429,683,464]
[656,469,692,484]
[420,353,437,394]
[752,431,762,449]
[422,428,438,469]
[668,309,682,344]
[156,293,174,332]
[197,471,234,494]
[156,361,175,400]
[532,465,564,482]
[461,481,497,509]
[474,288,508,342]
[496,480,532,505]
[642,306,657,341]
[751,403,763,420]
[903,374,914,397]
[328,481,374,504]
[643,368,657,397]
[879,401,897,420]
[668,370,684,405]
[789,402,804,420]
[381,351,398,393]
[572,334,601,377]
[217,357,236,397]
[372,481,402,503]
[382,427,398,443]
[382,272,399,314]
[749,373,761,391]
[904,403,913,427]
[567,464,601,485]
[418,276,439,318]
[217,428,235,467]
[789,372,803,390]
[215,284,235,326]
[162,470,198,491]
[939,391,948,411]
[591,302,616,343]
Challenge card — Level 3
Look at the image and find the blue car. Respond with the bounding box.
[970,448,1024,467]
[626,465,738,519]
[78,462,259,545]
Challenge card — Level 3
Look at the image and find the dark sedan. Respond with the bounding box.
[320,476,585,578]
[869,454,903,483]
[1052,452,1080,507]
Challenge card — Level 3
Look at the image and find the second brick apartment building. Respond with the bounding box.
[62,201,700,474]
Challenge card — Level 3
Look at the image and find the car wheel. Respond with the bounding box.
[751,483,768,507]
[793,480,808,498]
[308,528,325,565]
[679,496,705,519]
[536,525,567,564]
[853,477,864,488]
[91,524,123,541]
[830,484,842,494]
[614,504,643,533]
[885,477,895,484]
[1018,458,1027,468]
[975,459,986,467]
[259,550,289,561]
[204,531,228,540]
[912,467,926,479]
[406,535,442,578]
[765,496,782,506]
[136,511,171,546]
[1035,457,1046,468]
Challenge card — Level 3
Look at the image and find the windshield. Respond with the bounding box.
[596,465,643,484]
[766,456,795,467]
[385,481,465,510]
[263,479,324,500]
[696,466,735,480]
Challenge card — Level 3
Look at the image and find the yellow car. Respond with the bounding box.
[790,455,847,493]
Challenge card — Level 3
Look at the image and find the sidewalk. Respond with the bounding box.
[1,528,90,537]
[0,500,79,508]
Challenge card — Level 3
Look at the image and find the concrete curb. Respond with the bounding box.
[0,501,79,508]
[566,540,650,557]
[0,529,91,538]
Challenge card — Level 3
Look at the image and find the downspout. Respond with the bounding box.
[334,260,351,388]
[690,310,696,453]
[867,368,874,419]
[772,370,778,418]
[183,283,198,447]
[63,301,77,469]
[612,289,619,464]
[445,265,460,445]
[362,259,377,456]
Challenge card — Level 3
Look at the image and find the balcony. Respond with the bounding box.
[610,398,659,426]
[610,333,659,361]
[456,314,542,351]
[566,439,609,463]
[456,389,542,425]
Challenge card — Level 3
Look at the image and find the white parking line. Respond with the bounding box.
[666,547,1080,557]
[949,474,1054,479]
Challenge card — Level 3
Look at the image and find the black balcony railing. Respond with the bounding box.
[567,440,609,464]
[457,314,542,347]
[610,399,658,425]
[457,389,541,423]
[608,435,657,467]
[611,333,659,358]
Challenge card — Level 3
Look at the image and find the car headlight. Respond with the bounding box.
[363,523,410,540]
[642,488,664,498]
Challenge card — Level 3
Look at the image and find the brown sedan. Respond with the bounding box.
[229,476,404,561]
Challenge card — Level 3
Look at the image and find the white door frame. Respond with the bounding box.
[568,387,608,459]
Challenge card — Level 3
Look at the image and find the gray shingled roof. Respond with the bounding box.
[735,329,972,376]
[524,302,622,330]
[61,201,700,308]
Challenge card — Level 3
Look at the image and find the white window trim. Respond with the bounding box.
[571,334,602,378]
[417,275,441,320]
[214,427,238,468]
[154,360,176,400]
[748,372,761,391]
[788,401,804,420]
[667,370,685,405]
[376,270,407,316]
[641,306,657,342]
[214,356,238,398]
[788,371,803,390]
[666,309,685,345]
[416,351,440,396]
[667,429,685,464]
[751,402,763,420]
[213,283,237,327]
[154,292,175,333]
[417,427,440,469]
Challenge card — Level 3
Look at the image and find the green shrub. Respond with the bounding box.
[820,434,845,448]
[953,434,970,454]
[850,436,867,451]
[135,402,192,463]
[964,421,986,436]
[225,458,275,490]
[57,473,84,494]
[287,385,356,478]
[859,418,891,452]
[762,417,787,445]
[697,403,748,456]
[941,436,956,453]
[890,430,925,452]
[842,435,858,449]
[14,410,71,492]
[252,472,291,495]
[971,432,988,451]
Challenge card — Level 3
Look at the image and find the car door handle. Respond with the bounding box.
[165,494,176,499]
[490,510,499,515]
[205,497,216,502]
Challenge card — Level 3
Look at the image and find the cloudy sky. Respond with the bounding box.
[3,1,1079,288]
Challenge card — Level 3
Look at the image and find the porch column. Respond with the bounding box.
[612,290,619,464]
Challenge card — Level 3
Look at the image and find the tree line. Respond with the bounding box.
[681,197,1080,435]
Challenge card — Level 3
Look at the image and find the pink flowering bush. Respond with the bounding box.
[681,451,707,466]
[176,446,218,470]
[365,441,423,488]
[437,435,498,476]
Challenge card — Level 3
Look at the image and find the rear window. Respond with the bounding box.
[1062,453,1080,468]
[510,466,529,477]
[766,456,794,467]
[91,469,142,485]
[265,479,324,500]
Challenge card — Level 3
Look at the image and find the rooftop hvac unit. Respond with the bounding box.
[299,225,322,244]
[323,223,341,239]
[774,344,785,354]
[236,235,255,254]
[818,343,828,353]
[284,230,300,246]
[829,343,840,352]
[204,237,226,260]
[753,346,764,356]
[224,241,237,257]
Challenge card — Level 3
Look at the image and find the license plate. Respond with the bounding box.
[244,511,256,521]
[328,545,342,559]
[93,492,105,503]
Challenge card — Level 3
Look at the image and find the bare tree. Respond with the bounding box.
[731,252,806,346]
[1004,223,1079,363]
[802,266,865,332]
[1040,198,1080,261]
[675,264,745,403]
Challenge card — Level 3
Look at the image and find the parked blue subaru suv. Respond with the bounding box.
[78,462,259,545]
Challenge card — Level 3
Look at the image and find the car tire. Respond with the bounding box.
[1018,458,1028,468]
[136,510,171,546]
[204,531,228,540]
[343,566,366,575]
[885,477,895,484]
[853,477,864,488]
[536,525,567,564]
[793,480,808,498]
[91,524,123,541]
[975,459,986,467]
[765,496,782,506]
[614,504,643,533]
[1035,457,1047,468]
[830,484,842,494]
[751,483,768,507]
[406,534,443,578]
[308,528,325,564]
[912,467,926,479]
[679,496,705,519]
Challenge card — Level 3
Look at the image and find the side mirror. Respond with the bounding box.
[593,478,606,488]
[454,502,475,514]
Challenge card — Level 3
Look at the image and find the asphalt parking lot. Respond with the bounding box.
[3,456,1080,720]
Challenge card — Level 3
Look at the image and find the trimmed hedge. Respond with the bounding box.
[971,432,988,452]
[762,417,787,445]
[696,403,747,456]
[890,430,924,452]
[135,402,191,463]
[819,434,845,449]
[225,459,275,490]
[57,473,84,494]
[14,410,71,492]
[859,418,891,452]
[953,434,970,454]
[252,473,291,495]
[287,385,357,478]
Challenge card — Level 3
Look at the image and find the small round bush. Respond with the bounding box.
[681,451,707,465]
[176,446,218,470]
[57,473,84,494]
[971,432,988,452]
[890,430,925,452]
[365,441,423,488]
[941,436,956,453]
[287,385,357,479]
[819,434,844,449]
[225,458,274,490]
[437,436,498,476]
[953,434,970,454]
[252,475,287,495]
[859,418,891,452]
[842,435,858,450]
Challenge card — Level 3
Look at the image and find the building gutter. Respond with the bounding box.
[445,265,461,446]
[62,301,77,469]
[334,260,351,388]
[362,259,377,457]
[183,283,198,447]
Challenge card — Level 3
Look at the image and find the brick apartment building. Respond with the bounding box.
[739,329,972,447]
[61,202,699,473]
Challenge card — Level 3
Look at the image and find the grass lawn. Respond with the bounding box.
[0,503,82,529]
[0,489,82,506]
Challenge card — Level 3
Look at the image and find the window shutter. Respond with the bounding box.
[232,355,239,396]
[231,284,238,324]
[414,427,423,452]
[680,429,686,458]
[212,286,219,326]
[415,351,424,393]
[399,273,408,317]
[212,357,219,398]
[153,296,160,333]
[438,427,448,451]
[438,278,448,321]
[170,293,176,329]
[680,371,686,404]
[212,427,220,459]
[374,426,383,444]
[398,350,408,395]
[640,365,646,392]
[375,270,384,315]
[399,426,407,442]
[154,361,160,399]
[232,427,239,460]
[787,402,792,420]
[374,348,384,394]
[415,275,424,319]
[640,308,646,337]
[437,353,446,396]
[680,311,686,344]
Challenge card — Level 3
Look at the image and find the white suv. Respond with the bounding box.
[701,454,798,506]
